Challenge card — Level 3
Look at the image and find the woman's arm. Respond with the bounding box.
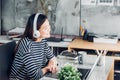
[44,42,58,73]
[22,53,58,79]
[22,52,44,80]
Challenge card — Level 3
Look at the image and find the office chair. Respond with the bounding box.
[0,41,16,80]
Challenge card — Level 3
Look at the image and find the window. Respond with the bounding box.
[97,0,114,6]
[81,0,96,5]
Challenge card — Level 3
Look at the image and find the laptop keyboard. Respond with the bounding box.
[45,72,58,79]
[77,68,90,80]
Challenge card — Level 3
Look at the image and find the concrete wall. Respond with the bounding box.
[14,0,37,28]
[81,5,120,37]
[2,0,15,32]
[1,0,80,36]
[54,0,80,36]
[1,0,58,32]
[2,0,36,32]
[2,0,120,37]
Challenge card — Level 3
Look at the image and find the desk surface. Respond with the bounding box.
[68,38,120,52]
[40,55,114,80]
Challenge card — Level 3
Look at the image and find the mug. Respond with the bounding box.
[78,51,87,64]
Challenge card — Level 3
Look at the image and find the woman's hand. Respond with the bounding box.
[47,57,58,73]
[42,57,58,75]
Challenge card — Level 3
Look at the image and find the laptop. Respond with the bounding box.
[42,54,102,80]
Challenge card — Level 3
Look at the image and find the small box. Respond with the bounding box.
[93,36,118,44]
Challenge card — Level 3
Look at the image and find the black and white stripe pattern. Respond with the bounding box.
[10,37,54,80]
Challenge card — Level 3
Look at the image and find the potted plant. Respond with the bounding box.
[58,64,82,80]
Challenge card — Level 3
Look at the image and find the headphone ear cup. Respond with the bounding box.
[33,30,40,38]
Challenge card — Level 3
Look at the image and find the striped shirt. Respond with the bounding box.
[10,37,54,80]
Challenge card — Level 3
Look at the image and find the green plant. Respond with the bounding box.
[58,64,82,80]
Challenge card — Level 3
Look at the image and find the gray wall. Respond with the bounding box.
[2,0,120,37]
[54,0,80,36]
[1,0,58,32]
[1,0,80,36]
[14,0,36,28]
[2,0,15,32]
[81,5,120,37]
[2,0,36,32]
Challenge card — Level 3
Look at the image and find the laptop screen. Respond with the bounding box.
[85,54,102,80]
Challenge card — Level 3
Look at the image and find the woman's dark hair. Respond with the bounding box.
[15,13,47,54]
[23,13,47,40]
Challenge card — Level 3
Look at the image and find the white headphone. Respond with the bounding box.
[33,13,41,38]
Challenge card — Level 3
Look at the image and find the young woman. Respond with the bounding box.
[10,13,58,80]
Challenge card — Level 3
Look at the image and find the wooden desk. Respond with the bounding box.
[68,38,120,57]
[67,38,120,80]
[68,38,120,52]
[68,38,120,59]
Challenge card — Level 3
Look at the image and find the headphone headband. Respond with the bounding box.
[33,13,41,32]
[33,13,42,38]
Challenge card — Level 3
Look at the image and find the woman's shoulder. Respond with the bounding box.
[17,37,32,53]
[42,39,47,43]
[20,37,31,45]
[42,39,48,45]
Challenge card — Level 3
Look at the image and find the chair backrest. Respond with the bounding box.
[0,41,16,80]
